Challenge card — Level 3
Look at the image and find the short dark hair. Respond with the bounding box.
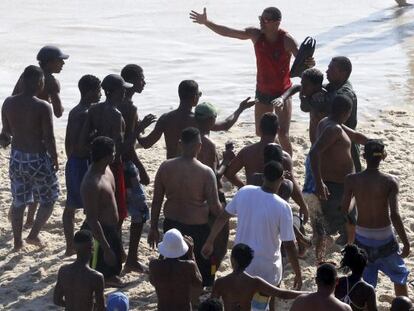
[331,95,352,116]
[302,68,324,86]
[22,65,44,87]
[181,127,200,145]
[178,80,198,101]
[263,7,282,21]
[340,244,368,276]
[231,243,254,270]
[78,75,101,97]
[316,263,337,287]
[263,161,283,182]
[391,296,413,311]
[264,143,283,164]
[364,139,385,167]
[260,113,279,136]
[198,298,223,311]
[73,230,93,244]
[91,136,115,163]
[332,56,352,79]
[121,64,143,83]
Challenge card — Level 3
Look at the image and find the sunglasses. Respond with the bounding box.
[258,15,279,24]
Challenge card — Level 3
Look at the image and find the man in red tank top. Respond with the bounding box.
[190,7,314,156]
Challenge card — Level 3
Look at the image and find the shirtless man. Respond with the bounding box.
[137,80,253,159]
[63,75,101,256]
[310,95,368,259]
[0,65,59,250]
[190,7,315,155]
[81,136,123,287]
[290,263,352,311]
[54,230,105,311]
[149,229,202,311]
[148,127,222,287]
[212,243,304,311]
[119,64,156,273]
[225,112,309,223]
[341,140,410,296]
[12,45,68,228]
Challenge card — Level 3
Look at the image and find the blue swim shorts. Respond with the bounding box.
[65,156,89,209]
[124,161,148,223]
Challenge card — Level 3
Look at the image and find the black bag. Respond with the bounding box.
[290,36,316,78]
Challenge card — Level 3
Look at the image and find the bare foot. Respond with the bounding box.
[123,261,148,274]
[105,276,127,288]
[26,236,45,248]
[64,248,76,257]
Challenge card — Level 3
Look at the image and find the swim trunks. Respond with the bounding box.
[124,161,149,223]
[110,161,127,221]
[255,90,282,106]
[82,222,123,279]
[320,181,356,236]
[65,156,89,209]
[9,149,59,208]
[355,233,409,287]
[163,218,213,287]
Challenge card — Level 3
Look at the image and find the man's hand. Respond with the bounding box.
[271,97,285,109]
[139,169,150,186]
[222,149,235,165]
[201,240,214,259]
[190,8,208,25]
[103,248,116,267]
[304,57,315,68]
[401,243,410,258]
[238,97,256,111]
[299,205,309,225]
[293,273,302,290]
[136,114,157,134]
[53,104,64,118]
[148,226,160,249]
[315,181,330,201]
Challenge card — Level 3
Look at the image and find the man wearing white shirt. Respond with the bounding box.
[202,161,302,311]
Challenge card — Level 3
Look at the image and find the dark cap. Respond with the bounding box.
[364,139,385,158]
[36,45,69,62]
[101,74,133,92]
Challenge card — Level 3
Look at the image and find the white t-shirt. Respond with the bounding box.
[225,185,295,284]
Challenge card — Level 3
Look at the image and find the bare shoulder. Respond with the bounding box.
[245,27,261,40]
[2,96,13,109]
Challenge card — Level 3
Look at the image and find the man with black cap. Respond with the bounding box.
[290,263,351,311]
[54,230,105,310]
[342,140,410,297]
[190,7,314,155]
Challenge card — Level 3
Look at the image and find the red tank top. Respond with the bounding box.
[254,29,292,96]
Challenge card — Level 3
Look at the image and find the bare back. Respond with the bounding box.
[316,118,354,183]
[158,157,217,224]
[65,104,91,158]
[2,94,53,153]
[291,293,352,311]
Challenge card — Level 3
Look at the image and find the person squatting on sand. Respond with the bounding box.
[1,65,59,250]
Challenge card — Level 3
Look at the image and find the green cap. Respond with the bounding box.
[195,102,218,120]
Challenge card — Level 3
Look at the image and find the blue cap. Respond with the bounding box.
[107,292,129,311]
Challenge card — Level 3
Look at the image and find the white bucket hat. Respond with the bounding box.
[158,228,189,259]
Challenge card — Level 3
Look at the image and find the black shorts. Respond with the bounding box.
[255,90,282,106]
[163,218,213,287]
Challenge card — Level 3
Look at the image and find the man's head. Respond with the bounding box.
[259,7,281,33]
[37,45,69,73]
[263,143,283,164]
[91,136,115,165]
[263,160,284,184]
[259,112,279,138]
[22,65,44,95]
[101,74,133,103]
[198,298,224,311]
[330,95,352,123]
[180,127,202,157]
[121,64,145,94]
[73,230,93,260]
[326,56,352,84]
[391,296,413,311]
[315,263,337,291]
[195,102,218,132]
[363,139,386,168]
[301,68,324,97]
[178,80,201,106]
[78,75,102,103]
[230,243,254,271]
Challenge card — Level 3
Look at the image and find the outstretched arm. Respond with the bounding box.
[272,85,301,108]
[201,210,232,258]
[224,151,245,189]
[212,97,255,131]
[137,115,165,149]
[341,125,369,145]
[254,277,305,299]
[190,8,260,41]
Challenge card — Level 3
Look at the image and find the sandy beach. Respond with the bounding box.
[0,108,413,311]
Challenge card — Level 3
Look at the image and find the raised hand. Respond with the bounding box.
[190,8,208,25]
[136,114,157,134]
[238,97,256,111]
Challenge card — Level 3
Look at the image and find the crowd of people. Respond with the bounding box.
[0,5,412,311]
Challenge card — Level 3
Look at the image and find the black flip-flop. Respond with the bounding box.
[290,36,316,78]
